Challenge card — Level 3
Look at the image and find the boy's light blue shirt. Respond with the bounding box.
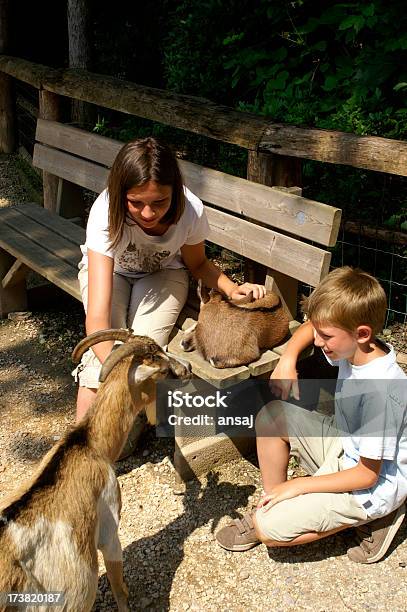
[327,342,407,518]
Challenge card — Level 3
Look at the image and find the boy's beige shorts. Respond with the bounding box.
[255,401,368,541]
[72,266,189,389]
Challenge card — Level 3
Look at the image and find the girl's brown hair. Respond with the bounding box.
[107,137,185,248]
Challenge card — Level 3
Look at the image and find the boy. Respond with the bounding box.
[216,267,407,563]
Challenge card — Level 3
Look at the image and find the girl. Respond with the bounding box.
[74,137,265,423]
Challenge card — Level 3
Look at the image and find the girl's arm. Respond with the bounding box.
[85,249,115,363]
[181,242,265,299]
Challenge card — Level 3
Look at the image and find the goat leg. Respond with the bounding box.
[98,480,129,611]
[104,558,129,612]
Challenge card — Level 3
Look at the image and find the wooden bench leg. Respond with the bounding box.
[57,178,86,221]
[0,251,28,317]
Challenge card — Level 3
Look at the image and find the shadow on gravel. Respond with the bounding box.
[8,432,59,463]
[97,473,255,610]
[0,284,82,416]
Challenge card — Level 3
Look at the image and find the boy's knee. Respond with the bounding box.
[254,506,293,544]
[255,400,286,436]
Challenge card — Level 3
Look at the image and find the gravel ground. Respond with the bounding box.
[0,153,407,611]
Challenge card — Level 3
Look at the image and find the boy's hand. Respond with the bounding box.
[269,358,300,401]
[257,479,305,511]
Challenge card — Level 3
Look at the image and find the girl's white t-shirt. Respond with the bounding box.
[79,186,210,277]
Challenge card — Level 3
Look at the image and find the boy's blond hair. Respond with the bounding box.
[304,266,387,335]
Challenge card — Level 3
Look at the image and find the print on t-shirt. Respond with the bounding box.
[117,242,171,273]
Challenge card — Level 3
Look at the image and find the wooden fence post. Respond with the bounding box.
[39,90,61,212]
[0,72,16,153]
[246,151,302,319]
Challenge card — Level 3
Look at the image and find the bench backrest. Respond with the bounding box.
[33,119,341,312]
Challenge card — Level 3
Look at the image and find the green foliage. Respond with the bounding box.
[163,1,407,137]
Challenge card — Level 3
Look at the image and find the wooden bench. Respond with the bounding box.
[0,118,342,480]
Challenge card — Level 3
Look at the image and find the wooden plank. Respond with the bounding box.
[1,220,81,271]
[36,118,122,166]
[33,144,108,194]
[1,57,406,176]
[35,120,341,246]
[247,350,280,376]
[2,259,30,289]
[0,212,81,300]
[16,203,85,245]
[260,124,407,177]
[246,150,302,313]
[205,207,331,287]
[182,159,340,247]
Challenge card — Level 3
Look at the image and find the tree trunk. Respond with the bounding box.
[67,0,92,127]
[0,0,9,51]
[0,0,15,153]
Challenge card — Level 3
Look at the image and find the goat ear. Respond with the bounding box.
[197,279,210,304]
[132,363,161,384]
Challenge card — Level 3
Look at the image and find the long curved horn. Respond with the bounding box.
[72,328,135,363]
[99,339,159,382]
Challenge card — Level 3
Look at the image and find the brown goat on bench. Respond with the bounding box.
[181,282,290,368]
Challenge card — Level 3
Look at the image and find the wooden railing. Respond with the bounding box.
[1,55,407,178]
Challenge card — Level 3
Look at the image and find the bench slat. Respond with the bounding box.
[17,203,85,245]
[36,118,122,167]
[205,207,331,287]
[36,119,341,246]
[33,144,109,194]
[0,207,81,300]
[180,159,341,247]
[1,208,82,268]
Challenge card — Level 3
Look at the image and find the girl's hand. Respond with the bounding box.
[229,282,266,300]
[269,357,300,401]
[257,479,305,511]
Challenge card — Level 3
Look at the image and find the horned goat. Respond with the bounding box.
[0,329,190,612]
[181,282,290,368]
